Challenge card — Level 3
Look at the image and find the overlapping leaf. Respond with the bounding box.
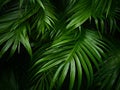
[91,0,120,33]
[27,0,57,37]
[94,46,120,90]
[66,0,92,29]
[0,0,57,58]
[30,29,107,90]
[0,3,32,57]
[0,3,21,33]
[0,23,32,58]
[0,0,120,90]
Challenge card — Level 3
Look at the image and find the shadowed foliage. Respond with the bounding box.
[0,0,120,90]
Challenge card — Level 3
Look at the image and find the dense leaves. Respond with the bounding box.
[94,42,120,90]
[0,0,120,90]
[30,29,106,90]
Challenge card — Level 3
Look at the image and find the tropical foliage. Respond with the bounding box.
[0,0,120,90]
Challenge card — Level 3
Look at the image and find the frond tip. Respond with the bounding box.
[0,23,32,58]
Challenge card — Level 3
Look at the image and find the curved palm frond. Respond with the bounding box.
[29,72,53,90]
[0,0,57,58]
[29,29,107,90]
[24,0,57,38]
[91,0,120,34]
[0,0,120,90]
[94,43,120,90]
[0,23,32,58]
[66,0,92,29]
[0,1,34,58]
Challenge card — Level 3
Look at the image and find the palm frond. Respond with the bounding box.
[0,23,32,58]
[29,72,53,90]
[0,2,21,33]
[91,0,120,34]
[94,43,120,90]
[22,0,57,37]
[0,0,120,90]
[29,29,107,90]
[0,0,57,58]
[66,0,92,29]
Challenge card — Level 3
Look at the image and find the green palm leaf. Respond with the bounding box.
[26,0,57,37]
[0,0,120,90]
[30,29,107,90]
[91,0,120,34]
[94,43,120,90]
[0,23,32,58]
[66,0,92,29]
